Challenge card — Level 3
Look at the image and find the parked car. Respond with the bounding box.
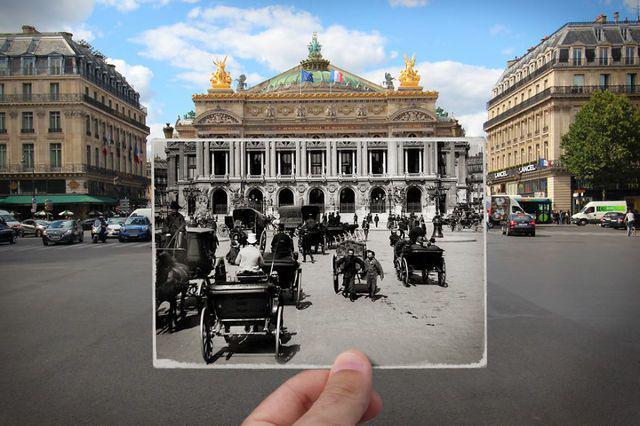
[119,215,152,242]
[42,220,84,245]
[80,218,98,231]
[0,222,16,244]
[502,213,536,237]
[20,219,50,237]
[600,212,626,229]
[0,210,22,235]
[106,217,127,238]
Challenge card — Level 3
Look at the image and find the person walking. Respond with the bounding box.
[362,219,370,241]
[353,213,358,226]
[300,226,315,263]
[624,209,636,237]
[364,250,383,298]
[374,214,379,228]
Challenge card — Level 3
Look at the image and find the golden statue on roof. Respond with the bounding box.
[210,56,232,90]
[398,53,421,88]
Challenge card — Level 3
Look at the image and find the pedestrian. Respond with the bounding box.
[624,209,636,237]
[364,250,383,297]
[354,213,358,225]
[336,212,341,224]
[374,214,379,228]
[559,210,565,225]
[300,227,315,263]
[362,219,370,241]
[335,248,366,301]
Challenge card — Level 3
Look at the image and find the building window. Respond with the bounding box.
[21,112,34,133]
[405,149,422,173]
[627,73,637,89]
[213,151,227,176]
[49,56,63,75]
[22,57,35,75]
[0,58,8,75]
[612,47,621,63]
[50,143,62,169]
[187,155,196,179]
[86,145,91,166]
[248,152,263,176]
[49,111,61,132]
[599,47,609,66]
[49,82,60,101]
[599,74,610,89]
[309,151,324,175]
[572,48,583,66]
[109,152,114,170]
[22,144,34,169]
[0,144,6,170]
[86,116,91,136]
[369,150,386,175]
[95,148,99,168]
[339,150,355,175]
[22,83,32,100]
[278,151,294,175]
[572,74,584,89]
[0,112,5,133]
[626,46,635,65]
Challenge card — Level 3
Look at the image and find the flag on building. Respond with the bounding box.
[102,147,107,156]
[134,144,139,163]
[330,70,344,84]
[300,70,314,83]
[539,159,549,167]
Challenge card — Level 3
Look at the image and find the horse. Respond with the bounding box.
[155,250,190,332]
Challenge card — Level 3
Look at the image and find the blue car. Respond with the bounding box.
[118,215,152,242]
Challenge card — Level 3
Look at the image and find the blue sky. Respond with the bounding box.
[2,0,639,152]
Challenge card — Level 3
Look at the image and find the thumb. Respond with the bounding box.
[295,350,372,425]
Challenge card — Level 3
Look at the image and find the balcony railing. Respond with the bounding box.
[83,94,149,132]
[485,85,640,129]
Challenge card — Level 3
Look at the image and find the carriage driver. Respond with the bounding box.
[165,201,186,236]
[271,223,294,259]
[336,248,366,300]
[234,232,265,274]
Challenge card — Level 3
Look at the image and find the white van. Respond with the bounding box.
[571,201,627,225]
[488,195,527,226]
[129,208,152,222]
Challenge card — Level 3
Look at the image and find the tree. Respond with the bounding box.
[560,90,640,199]
[183,110,196,120]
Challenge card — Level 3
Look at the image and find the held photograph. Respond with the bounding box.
[153,136,485,368]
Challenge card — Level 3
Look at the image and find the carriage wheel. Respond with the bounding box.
[295,269,303,309]
[402,258,410,287]
[200,306,216,364]
[438,260,447,287]
[275,306,284,359]
[259,230,267,252]
[394,258,402,280]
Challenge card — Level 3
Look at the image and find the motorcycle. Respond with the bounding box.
[91,222,108,243]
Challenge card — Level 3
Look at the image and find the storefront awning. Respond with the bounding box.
[0,195,118,206]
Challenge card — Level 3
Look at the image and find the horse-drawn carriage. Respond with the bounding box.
[325,222,359,248]
[224,208,268,251]
[261,253,303,309]
[394,239,447,287]
[156,226,218,331]
[331,240,376,300]
[200,275,285,363]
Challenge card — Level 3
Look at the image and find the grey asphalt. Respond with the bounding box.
[1,226,639,424]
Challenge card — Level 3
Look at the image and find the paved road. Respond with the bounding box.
[156,230,484,367]
[1,226,639,424]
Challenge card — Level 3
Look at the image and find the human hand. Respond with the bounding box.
[243,350,382,425]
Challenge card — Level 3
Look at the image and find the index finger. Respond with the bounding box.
[242,370,329,426]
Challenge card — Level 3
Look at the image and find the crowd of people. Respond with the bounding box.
[551,209,571,224]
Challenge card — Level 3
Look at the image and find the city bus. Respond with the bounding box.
[515,197,552,224]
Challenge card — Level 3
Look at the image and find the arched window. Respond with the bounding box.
[278,188,294,207]
[339,187,356,213]
[212,188,228,214]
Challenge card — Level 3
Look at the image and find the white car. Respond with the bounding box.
[106,217,127,238]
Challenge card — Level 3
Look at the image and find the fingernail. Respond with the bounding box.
[330,351,368,374]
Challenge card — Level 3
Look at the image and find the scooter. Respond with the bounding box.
[92,223,108,243]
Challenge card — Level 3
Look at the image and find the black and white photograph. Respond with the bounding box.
[153,137,485,367]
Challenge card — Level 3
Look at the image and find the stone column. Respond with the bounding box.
[422,145,428,175]
[388,142,397,176]
[458,153,467,184]
[195,142,203,178]
[331,141,337,176]
[167,155,176,186]
[357,141,364,176]
[447,149,455,177]
[204,142,210,177]
[181,149,188,180]
[233,141,240,177]
[270,142,277,177]
[301,141,307,176]
[265,142,270,176]
[432,143,439,176]
[325,142,331,175]
[240,140,246,178]
[295,142,301,177]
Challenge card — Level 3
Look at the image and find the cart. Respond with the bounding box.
[395,242,447,287]
[261,253,303,309]
[225,208,268,251]
[331,240,375,300]
[200,277,284,363]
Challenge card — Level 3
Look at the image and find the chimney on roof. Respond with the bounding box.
[506,59,518,68]
[162,123,174,139]
[21,25,39,34]
[613,12,619,23]
[594,14,607,23]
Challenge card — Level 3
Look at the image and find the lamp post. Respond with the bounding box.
[427,176,444,238]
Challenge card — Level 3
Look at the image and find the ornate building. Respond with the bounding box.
[164,34,473,219]
[484,15,640,212]
[0,26,150,217]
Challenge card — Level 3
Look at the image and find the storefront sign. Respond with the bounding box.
[494,170,508,178]
[519,164,537,173]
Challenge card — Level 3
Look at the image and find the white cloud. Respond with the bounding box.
[62,23,101,42]
[97,0,199,13]
[389,0,429,7]
[0,0,94,33]
[107,58,154,102]
[489,24,511,36]
[133,5,388,89]
[364,61,501,136]
[501,47,515,56]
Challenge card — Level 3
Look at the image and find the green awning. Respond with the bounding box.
[0,195,118,206]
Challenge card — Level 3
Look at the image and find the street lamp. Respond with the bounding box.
[427,176,444,238]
